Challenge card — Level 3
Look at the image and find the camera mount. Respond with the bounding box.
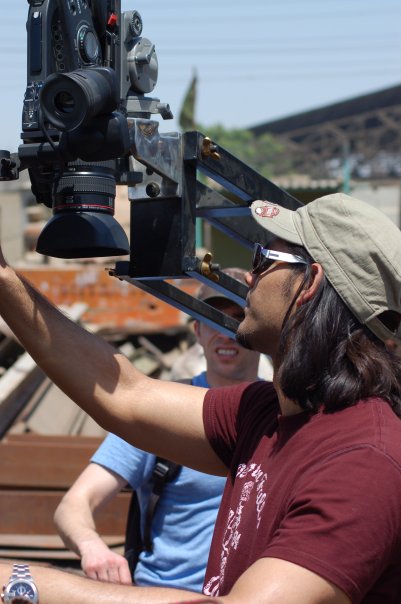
[111,127,300,337]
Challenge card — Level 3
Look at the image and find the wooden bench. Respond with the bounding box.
[0,433,130,560]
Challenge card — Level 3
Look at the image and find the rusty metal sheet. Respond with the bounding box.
[19,267,199,332]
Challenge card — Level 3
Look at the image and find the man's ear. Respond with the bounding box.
[296,263,324,307]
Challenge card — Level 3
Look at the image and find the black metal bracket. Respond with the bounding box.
[112,129,302,337]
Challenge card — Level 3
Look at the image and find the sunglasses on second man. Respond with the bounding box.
[252,243,307,275]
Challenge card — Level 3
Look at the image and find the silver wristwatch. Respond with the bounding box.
[1,564,39,603]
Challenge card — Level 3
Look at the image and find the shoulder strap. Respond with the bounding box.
[124,461,181,570]
[142,378,192,551]
[124,490,142,574]
[124,377,192,570]
[142,457,181,551]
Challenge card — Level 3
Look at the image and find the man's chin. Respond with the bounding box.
[235,325,254,351]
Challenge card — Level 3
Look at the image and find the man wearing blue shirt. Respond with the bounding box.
[54,268,262,590]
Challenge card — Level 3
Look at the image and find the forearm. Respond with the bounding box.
[0,562,216,604]
[54,497,103,559]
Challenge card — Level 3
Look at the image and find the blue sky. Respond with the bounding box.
[1,0,400,152]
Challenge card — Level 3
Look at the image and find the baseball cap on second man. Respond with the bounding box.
[251,193,401,344]
[196,267,247,304]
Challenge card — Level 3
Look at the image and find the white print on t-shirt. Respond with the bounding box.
[237,462,268,528]
[204,462,268,597]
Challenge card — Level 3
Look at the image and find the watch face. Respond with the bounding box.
[6,580,36,600]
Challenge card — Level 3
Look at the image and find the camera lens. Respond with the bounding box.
[54,91,75,114]
[36,160,130,259]
[40,67,118,131]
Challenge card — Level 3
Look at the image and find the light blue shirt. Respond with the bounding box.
[91,372,226,591]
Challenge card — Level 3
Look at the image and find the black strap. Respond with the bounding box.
[124,377,192,570]
[124,458,182,571]
[143,458,181,551]
[124,490,142,574]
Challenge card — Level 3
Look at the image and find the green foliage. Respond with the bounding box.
[178,74,197,132]
[198,123,292,178]
[176,74,291,178]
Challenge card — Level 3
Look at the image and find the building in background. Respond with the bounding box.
[249,83,401,227]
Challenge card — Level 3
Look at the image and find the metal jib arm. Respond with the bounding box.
[112,127,302,338]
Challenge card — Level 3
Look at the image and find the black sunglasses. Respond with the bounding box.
[252,243,307,275]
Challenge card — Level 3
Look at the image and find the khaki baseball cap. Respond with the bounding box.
[251,193,401,344]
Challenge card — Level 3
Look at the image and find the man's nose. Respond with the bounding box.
[245,270,255,287]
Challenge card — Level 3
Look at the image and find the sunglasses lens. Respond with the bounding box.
[252,244,271,274]
[252,245,308,276]
[252,244,262,273]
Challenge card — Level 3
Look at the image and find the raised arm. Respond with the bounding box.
[54,463,132,584]
[0,254,225,475]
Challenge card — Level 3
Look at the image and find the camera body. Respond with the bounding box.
[24,0,103,136]
[7,0,173,259]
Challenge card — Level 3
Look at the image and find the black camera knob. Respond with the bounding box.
[130,11,143,37]
[77,25,100,64]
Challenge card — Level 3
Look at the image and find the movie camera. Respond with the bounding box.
[0,0,300,336]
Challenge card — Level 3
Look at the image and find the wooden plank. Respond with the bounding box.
[0,546,124,560]
[0,441,104,488]
[0,490,131,535]
[0,549,80,560]
[25,383,90,436]
[3,434,104,446]
[0,360,46,438]
[0,535,124,549]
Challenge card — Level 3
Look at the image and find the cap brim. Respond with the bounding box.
[251,200,303,245]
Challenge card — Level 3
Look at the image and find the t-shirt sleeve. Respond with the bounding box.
[203,381,277,468]
[91,432,156,490]
[265,446,401,602]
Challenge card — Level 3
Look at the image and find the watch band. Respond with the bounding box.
[9,565,34,583]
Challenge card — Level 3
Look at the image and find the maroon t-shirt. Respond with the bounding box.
[202,381,401,603]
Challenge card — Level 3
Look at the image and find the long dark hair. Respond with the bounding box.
[276,243,401,418]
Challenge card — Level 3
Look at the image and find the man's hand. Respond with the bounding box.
[80,540,133,585]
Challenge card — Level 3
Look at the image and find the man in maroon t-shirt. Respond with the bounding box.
[0,192,401,604]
